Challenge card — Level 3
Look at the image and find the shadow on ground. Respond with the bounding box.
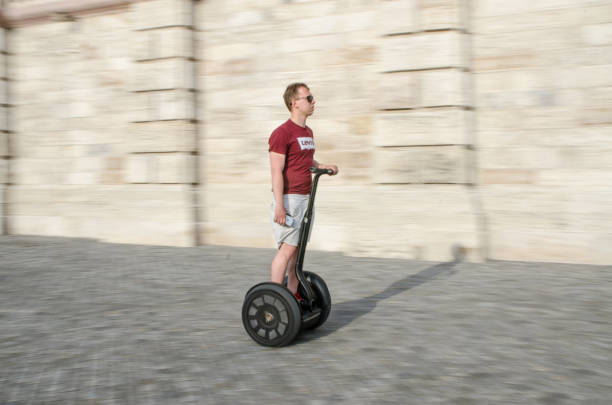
[297,261,459,343]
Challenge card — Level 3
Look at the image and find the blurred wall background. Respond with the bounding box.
[0,0,610,264]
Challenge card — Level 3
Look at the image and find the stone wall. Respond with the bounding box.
[198,0,481,261]
[1,0,611,264]
[473,0,612,263]
[6,1,197,246]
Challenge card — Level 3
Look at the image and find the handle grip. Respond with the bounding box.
[310,167,333,175]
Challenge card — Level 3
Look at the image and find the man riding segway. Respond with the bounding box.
[241,83,339,346]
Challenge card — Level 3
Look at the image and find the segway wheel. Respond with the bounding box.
[301,271,331,330]
[242,282,302,347]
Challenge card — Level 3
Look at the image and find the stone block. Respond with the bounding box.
[344,11,378,32]
[227,9,268,29]
[572,65,612,88]
[133,27,193,61]
[481,184,612,264]
[132,90,195,122]
[379,69,466,109]
[378,72,419,109]
[9,215,66,237]
[126,153,195,184]
[494,27,580,56]
[481,169,536,184]
[201,4,279,31]
[0,158,7,183]
[65,130,99,146]
[7,185,195,246]
[479,90,560,110]
[474,7,593,36]
[0,80,6,105]
[531,126,612,148]
[71,156,104,174]
[0,53,6,80]
[560,147,612,169]
[58,101,94,119]
[478,108,578,132]
[98,156,125,185]
[379,0,418,35]
[486,228,609,265]
[581,23,612,46]
[313,150,372,183]
[204,42,259,65]
[375,108,469,146]
[583,86,612,110]
[157,153,195,184]
[0,185,3,232]
[486,144,612,172]
[421,69,467,106]
[476,69,552,94]
[127,121,197,153]
[132,0,193,30]
[0,106,7,132]
[569,44,612,66]
[10,158,34,184]
[421,0,464,31]
[380,31,466,72]
[132,59,194,92]
[536,169,612,187]
[202,221,274,249]
[63,171,99,186]
[202,184,271,223]
[580,108,612,125]
[203,89,243,111]
[472,0,583,18]
[0,132,7,157]
[125,154,154,183]
[374,145,472,184]
[479,146,562,170]
[203,151,269,185]
[307,184,480,260]
[293,14,343,37]
[269,1,338,22]
[156,90,195,121]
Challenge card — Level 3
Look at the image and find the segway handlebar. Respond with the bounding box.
[310,167,334,175]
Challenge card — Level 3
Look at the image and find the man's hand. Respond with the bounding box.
[274,204,287,226]
[322,164,339,175]
[313,160,339,176]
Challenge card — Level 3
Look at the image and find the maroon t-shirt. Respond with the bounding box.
[268,119,315,195]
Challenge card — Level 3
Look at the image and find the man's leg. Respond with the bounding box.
[271,243,297,290]
[285,249,299,294]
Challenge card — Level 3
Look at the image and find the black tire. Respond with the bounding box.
[242,282,302,347]
[300,271,331,330]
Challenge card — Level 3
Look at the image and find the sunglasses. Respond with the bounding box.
[296,95,314,103]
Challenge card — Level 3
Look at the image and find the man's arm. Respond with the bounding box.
[270,152,287,225]
[313,159,339,175]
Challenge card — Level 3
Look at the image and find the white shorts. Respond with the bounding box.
[271,194,314,248]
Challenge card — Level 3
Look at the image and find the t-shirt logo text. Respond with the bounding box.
[297,137,315,151]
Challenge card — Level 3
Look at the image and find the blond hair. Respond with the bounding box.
[283,82,309,111]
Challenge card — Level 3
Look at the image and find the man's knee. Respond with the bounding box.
[279,243,297,257]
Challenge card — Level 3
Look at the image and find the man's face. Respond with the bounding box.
[292,86,315,116]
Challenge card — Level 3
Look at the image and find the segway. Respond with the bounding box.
[242,167,334,347]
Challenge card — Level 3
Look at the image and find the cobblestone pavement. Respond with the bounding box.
[1,236,611,405]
